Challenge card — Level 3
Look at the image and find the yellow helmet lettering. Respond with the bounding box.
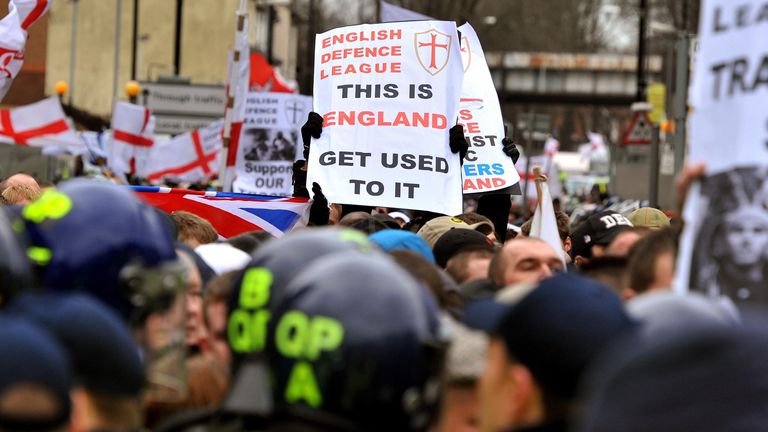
[305,316,344,360]
[285,360,322,408]
[239,267,272,309]
[22,190,73,224]
[228,309,271,353]
[275,311,309,358]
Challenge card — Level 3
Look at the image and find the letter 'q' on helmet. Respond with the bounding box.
[19,179,183,323]
[0,208,32,303]
[261,251,446,432]
[227,227,374,366]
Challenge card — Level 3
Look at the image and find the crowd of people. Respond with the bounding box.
[0,110,766,432]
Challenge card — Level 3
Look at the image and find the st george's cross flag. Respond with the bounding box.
[0,0,52,101]
[0,96,80,148]
[109,101,155,179]
[145,120,223,184]
[130,186,310,238]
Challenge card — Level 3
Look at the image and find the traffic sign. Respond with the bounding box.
[622,111,653,145]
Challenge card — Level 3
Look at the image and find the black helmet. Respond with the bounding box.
[263,252,446,432]
[18,179,183,323]
[227,227,374,364]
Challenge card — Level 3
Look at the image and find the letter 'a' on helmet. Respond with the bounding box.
[226,227,374,366]
[19,179,183,324]
[262,252,446,432]
[0,208,32,303]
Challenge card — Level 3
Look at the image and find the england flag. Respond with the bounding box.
[0,0,52,101]
[145,120,223,184]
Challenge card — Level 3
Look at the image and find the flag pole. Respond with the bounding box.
[218,0,247,192]
[533,166,544,210]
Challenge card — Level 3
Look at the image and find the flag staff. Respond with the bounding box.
[533,166,544,209]
[218,0,248,192]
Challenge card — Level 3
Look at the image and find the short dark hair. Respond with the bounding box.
[445,249,494,284]
[627,226,680,293]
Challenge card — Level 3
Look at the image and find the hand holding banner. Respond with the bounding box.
[308,21,464,215]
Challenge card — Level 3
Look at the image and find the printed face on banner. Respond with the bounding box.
[308,21,464,215]
[233,92,312,197]
[457,23,520,195]
[687,167,768,305]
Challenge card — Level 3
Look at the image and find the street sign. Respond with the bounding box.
[622,111,653,145]
[140,82,226,117]
[153,115,220,136]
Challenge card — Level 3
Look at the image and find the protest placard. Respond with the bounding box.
[232,92,312,196]
[457,22,520,195]
[307,21,464,215]
[675,0,768,306]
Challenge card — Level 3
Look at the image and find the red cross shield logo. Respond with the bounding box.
[460,36,471,73]
[414,29,452,76]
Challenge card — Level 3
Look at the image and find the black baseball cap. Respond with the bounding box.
[464,273,637,397]
[433,228,495,268]
[570,211,634,259]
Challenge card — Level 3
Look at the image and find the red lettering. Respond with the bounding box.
[323,112,337,127]
[391,112,409,127]
[459,109,473,121]
[466,122,481,133]
[378,111,393,126]
[412,112,429,128]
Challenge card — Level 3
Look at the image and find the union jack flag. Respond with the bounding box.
[130,186,310,238]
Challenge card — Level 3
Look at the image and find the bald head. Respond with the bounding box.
[489,238,564,287]
[2,173,40,191]
[0,174,41,205]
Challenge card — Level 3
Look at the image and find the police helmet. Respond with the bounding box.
[19,179,183,323]
[262,252,446,432]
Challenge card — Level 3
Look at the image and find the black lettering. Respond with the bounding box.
[350,179,365,194]
[339,151,354,166]
[711,62,728,100]
[436,157,449,173]
[729,58,749,97]
[381,153,397,168]
[753,55,768,92]
[319,151,336,166]
[356,152,372,167]
[401,153,416,169]
[409,84,416,98]
[713,7,728,32]
[337,84,353,98]
[384,84,399,98]
[418,84,432,99]
[736,4,750,28]
[403,183,419,198]
[367,181,384,196]
[418,155,433,171]
[465,149,477,162]
[758,4,768,23]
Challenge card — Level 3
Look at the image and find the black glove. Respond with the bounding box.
[308,182,329,226]
[292,160,309,198]
[449,125,468,164]
[301,112,324,159]
[502,137,520,164]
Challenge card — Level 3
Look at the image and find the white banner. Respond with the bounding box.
[688,0,768,172]
[308,21,464,215]
[457,22,520,195]
[675,0,768,306]
[232,92,312,196]
[146,120,223,184]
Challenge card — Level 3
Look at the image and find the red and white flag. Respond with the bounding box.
[0,0,51,101]
[0,96,80,147]
[145,120,223,184]
[108,101,155,179]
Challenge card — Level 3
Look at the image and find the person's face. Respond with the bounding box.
[478,339,515,432]
[500,240,564,286]
[725,216,768,265]
[205,301,231,369]
[179,255,205,347]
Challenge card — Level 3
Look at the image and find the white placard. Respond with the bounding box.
[676,0,768,306]
[307,21,464,215]
[457,23,520,195]
[233,92,312,196]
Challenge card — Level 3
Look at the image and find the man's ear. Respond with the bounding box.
[563,236,572,253]
[507,363,543,425]
[574,255,589,267]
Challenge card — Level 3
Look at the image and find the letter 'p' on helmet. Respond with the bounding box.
[262,252,446,432]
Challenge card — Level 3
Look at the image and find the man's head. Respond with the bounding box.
[626,226,679,296]
[604,227,649,257]
[489,238,564,287]
[520,211,571,255]
[446,249,494,284]
[570,211,633,265]
[172,211,218,249]
[721,206,768,266]
[417,216,494,249]
[465,274,636,431]
[1,183,41,205]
